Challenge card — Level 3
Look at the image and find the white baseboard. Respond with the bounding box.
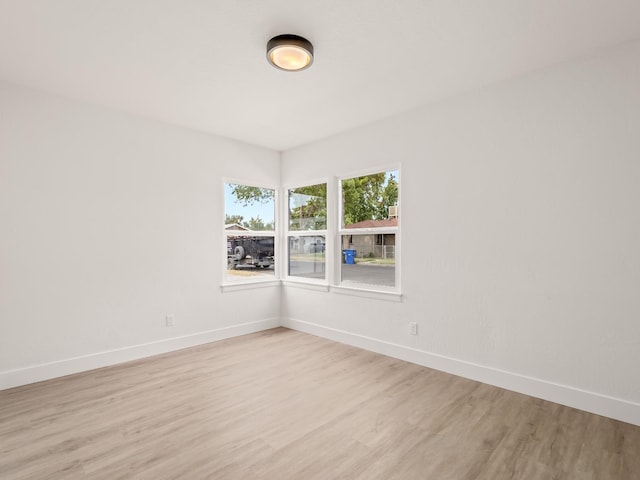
[282,317,640,427]
[0,318,280,390]
[5,315,638,427]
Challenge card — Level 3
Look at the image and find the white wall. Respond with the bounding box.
[0,83,281,387]
[2,41,639,425]
[281,41,640,425]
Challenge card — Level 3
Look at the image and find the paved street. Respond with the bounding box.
[340,263,395,286]
[289,260,325,279]
[225,261,395,286]
[290,261,395,286]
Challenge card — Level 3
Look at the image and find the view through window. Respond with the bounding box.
[287,183,327,280]
[224,183,276,284]
[223,171,399,292]
[340,170,398,289]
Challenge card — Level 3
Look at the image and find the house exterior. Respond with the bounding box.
[342,218,397,259]
[224,223,250,231]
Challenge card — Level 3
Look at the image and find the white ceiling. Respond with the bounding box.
[1,0,640,151]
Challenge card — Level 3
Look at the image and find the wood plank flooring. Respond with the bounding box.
[1,328,639,479]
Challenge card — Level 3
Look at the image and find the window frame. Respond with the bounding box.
[222,179,280,290]
[220,167,401,299]
[284,180,329,286]
[336,166,401,294]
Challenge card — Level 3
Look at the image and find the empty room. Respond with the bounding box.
[1,1,639,479]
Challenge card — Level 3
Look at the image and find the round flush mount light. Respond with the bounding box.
[267,34,314,71]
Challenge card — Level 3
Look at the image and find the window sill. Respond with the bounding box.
[220,280,281,293]
[220,280,402,300]
[331,285,403,302]
[282,280,330,292]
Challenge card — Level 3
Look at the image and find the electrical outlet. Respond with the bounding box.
[166,315,175,327]
[409,322,418,335]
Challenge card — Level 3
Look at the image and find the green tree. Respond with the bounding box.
[225,214,244,226]
[342,172,397,225]
[246,216,274,231]
[289,183,327,230]
[229,185,274,206]
[379,173,398,219]
[227,184,275,230]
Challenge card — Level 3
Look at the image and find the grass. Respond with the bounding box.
[289,254,326,262]
[354,257,395,265]
[226,269,271,277]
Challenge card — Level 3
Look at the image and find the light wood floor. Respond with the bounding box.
[1,328,639,480]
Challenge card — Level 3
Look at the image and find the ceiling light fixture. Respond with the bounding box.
[267,34,314,71]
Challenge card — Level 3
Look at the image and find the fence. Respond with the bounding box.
[349,244,395,259]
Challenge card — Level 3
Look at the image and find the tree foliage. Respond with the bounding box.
[226,173,397,231]
[380,174,398,217]
[342,172,398,225]
[228,185,274,206]
[226,184,275,231]
[246,216,274,231]
[225,214,244,226]
[289,183,327,230]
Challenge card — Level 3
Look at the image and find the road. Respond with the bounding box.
[340,263,395,286]
[288,260,325,279]
[225,261,395,287]
[290,261,395,286]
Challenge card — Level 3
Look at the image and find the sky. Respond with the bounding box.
[225,171,397,226]
[224,183,275,224]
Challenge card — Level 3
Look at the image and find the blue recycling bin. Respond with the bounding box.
[343,249,356,265]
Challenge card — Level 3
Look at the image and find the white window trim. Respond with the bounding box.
[221,167,400,299]
[220,280,281,293]
[284,180,329,286]
[284,231,328,283]
[222,179,279,288]
[336,165,401,294]
[282,280,330,292]
[331,285,402,302]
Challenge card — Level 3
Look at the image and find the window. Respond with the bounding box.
[339,170,399,290]
[223,172,399,295]
[224,183,276,284]
[287,183,327,281]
